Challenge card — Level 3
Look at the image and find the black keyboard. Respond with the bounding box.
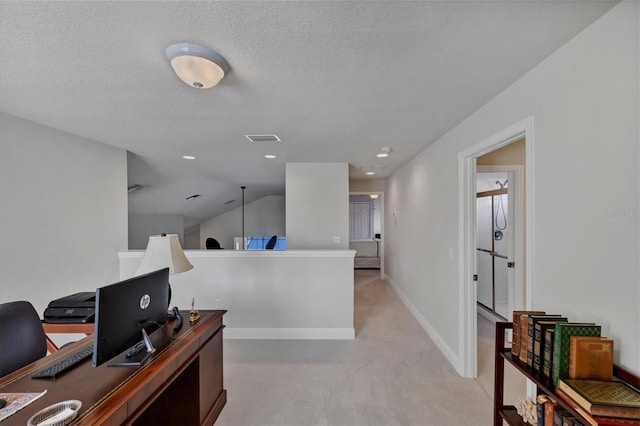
[32,346,94,379]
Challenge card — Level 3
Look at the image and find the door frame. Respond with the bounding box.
[458,117,534,378]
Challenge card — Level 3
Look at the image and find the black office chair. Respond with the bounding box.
[206,238,223,249]
[265,235,278,250]
[0,300,47,377]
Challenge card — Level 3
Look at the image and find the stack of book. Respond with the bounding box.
[555,379,640,425]
[511,312,606,384]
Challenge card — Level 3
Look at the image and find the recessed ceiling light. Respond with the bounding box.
[366,172,375,175]
[264,154,277,159]
[183,155,196,160]
[377,147,392,158]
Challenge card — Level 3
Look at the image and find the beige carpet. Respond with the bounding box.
[216,269,523,425]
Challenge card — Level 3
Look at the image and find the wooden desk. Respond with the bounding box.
[1,310,226,425]
[41,322,95,353]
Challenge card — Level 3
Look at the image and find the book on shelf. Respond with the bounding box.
[557,379,640,419]
[538,395,555,426]
[528,315,565,369]
[562,413,577,426]
[513,310,545,357]
[519,311,546,362]
[552,323,601,386]
[556,388,640,426]
[591,418,640,426]
[543,327,557,378]
[534,318,568,373]
[554,408,570,426]
[546,399,562,426]
[569,336,614,381]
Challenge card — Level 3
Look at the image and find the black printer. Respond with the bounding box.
[43,291,96,323]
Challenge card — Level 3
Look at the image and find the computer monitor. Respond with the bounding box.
[92,268,170,367]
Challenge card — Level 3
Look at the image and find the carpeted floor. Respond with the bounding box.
[216,269,524,425]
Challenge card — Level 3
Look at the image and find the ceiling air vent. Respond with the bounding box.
[244,134,281,143]
[186,194,201,200]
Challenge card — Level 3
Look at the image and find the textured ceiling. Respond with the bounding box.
[0,1,618,229]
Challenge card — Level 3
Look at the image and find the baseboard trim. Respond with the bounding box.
[224,327,355,340]
[386,275,464,375]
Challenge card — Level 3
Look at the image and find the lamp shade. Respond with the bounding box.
[165,43,229,89]
[135,234,193,276]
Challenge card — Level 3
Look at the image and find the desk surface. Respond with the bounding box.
[1,310,226,425]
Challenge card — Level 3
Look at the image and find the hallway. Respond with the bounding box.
[217,270,498,425]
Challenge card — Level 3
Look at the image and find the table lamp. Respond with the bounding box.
[135,233,193,307]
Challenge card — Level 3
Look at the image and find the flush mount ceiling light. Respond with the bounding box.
[165,43,230,89]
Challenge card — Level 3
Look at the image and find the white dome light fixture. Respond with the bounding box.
[165,43,230,89]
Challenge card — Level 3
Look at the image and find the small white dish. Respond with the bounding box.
[26,400,81,426]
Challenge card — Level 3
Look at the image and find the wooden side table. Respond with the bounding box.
[41,322,94,353]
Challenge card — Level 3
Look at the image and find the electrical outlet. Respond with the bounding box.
[215,298,222,308]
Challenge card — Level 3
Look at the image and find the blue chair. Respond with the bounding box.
[265,235,278,250]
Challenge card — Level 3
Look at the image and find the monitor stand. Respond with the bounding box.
[109,328,156,367]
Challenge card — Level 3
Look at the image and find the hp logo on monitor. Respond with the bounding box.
[139,294,151,310]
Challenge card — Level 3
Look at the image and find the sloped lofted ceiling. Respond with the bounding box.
[0,1,618,229]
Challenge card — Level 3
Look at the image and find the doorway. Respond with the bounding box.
[458,117,533,378]
[476,172,510,320]
[349,192,384,276]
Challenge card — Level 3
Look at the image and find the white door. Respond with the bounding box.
[349,202,372,240]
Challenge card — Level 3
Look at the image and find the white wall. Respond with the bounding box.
[349,178,386,193]
[199,195,285,249]
[184,226,200,250]
[286,163,349,249]
[385,1,639,374]
[128,214,185,249]
[119,250,355,339]
[0,113,128,316]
